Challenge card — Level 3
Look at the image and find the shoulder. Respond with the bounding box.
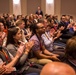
[7,44,15,50]
[41,33,46,38]
[0,58,4,64]
[30,35,39,41]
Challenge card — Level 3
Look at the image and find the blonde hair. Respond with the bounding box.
[15,20,24,26]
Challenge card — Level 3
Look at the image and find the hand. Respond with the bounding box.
[52,54,59,57]
[67,24,72,29]
[0,63,15,75]
[73,25,76,31]
[0,63,6,74]
[2,32,6,40]
[25,40,34,52]
[51,55,60,61]
[4,66,15,74]
[28,31,32,37]
[16,42,25,57]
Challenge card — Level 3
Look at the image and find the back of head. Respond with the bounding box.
[40,62,76,75]
[15,20,24,26]
[65,36,76,59]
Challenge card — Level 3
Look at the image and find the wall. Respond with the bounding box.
[0,0,10,15]
[9,0,13,14]
[21,0,27,15]
[0,0,76,20]
[41,0,46,16]
[61,0,76,20]
[27,0,41,15]
[21,0,45,16]
[46,0,54,15]
[13,0,21,15]
[54,0,61,20]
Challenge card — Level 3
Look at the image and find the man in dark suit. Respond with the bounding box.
[35,6,43,16]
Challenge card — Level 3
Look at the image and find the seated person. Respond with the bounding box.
[0,31,25,75]
[6,26,42,74]
[40,62,76,75]
[0,22,7,47]
[41,25,54,52]
[54,23,73,43]
[29,22,60,65]
[15,20,28,43]
[64,36,76,70]
[42,24,65,51]
[41,25,65,61]
[53,23,65,41]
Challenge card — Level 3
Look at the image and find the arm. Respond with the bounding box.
[19,41,34,65]
[54,30,62,40]
[0,63,7,75]
[6,54,20,67]
[7,44,27,66]
[40,43,59,56]
[43,49,55,55]
[0,63,14,75]
[7,44,17,57]
[0,42,34,74]
[34,50,59,61]
[18,51,28,65]
[34,50,53,59]
[32,39,59,61]
[6,43,25,67]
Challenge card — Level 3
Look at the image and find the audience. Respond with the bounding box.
[0,13,76,75]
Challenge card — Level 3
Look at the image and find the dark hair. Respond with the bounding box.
[6,27,19,45]
[30,23,38,35]
[31,20,44,33]
[65,36,76,59]
[57,23,65,29]
[16,20,24,26]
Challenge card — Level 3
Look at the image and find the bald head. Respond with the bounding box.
[40,62,76,75]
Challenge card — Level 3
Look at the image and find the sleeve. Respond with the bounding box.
[0,58,4,65]
[7,44,17,57]
[19,54,28,65]
[7,44,28,66]
[41,34,52,46]
[21,30,27,43]
[31,40,40,51]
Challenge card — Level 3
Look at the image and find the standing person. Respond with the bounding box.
[35,6,43,16]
